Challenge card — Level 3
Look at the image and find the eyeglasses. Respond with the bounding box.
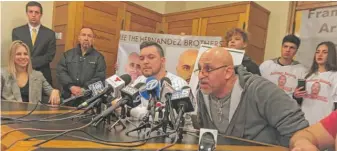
[194,65,227,76]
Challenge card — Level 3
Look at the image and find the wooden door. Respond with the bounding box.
[81,1,125,77]
[199,13,247,47]
[51,1,70,89]
[124,2,162,33]
[163,13,200,35]
[246,3,269,64]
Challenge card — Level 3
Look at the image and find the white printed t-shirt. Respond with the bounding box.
[301,71,337,125]
[259,58,308,97]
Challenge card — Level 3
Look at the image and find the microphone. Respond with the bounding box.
[61,89,91,105]
[76,74,131,110]
[170,86,195,129]
[198,131,216,151]
[171,86,195,113]
[87,81,105,97]
[155,102,165,119]
[83,98,103,113]
[159,77,175,103]
[106,74,132,98]
[159,77,175,132]
[91,81,145,123]
[121,82,145,108]
[140,76,160,100]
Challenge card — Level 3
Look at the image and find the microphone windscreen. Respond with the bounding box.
[120,74,132,85]
[134,82,145,89]
[182,85,190,89]
[160,77,172,86]
[146,76,155,83]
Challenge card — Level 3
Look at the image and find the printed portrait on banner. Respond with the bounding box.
[116,31,222,84]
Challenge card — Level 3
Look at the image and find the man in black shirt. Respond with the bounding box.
[56,27,106,106]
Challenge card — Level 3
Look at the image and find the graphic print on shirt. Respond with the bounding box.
[304,79,330,102]
[270,71,296,93]
[260,60,307,97]
[301,72,337,125]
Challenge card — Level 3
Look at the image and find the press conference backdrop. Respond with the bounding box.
[296,6,337,68]
[116,31,222,81]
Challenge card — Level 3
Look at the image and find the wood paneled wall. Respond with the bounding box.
[52,2,163,87]
[246,3,269,64]
[162,2,270,64]
[82,1,124,78]
[52,1,270,88]
[296,1,337,10]
[124,2,162,33]
[51,1,69,89]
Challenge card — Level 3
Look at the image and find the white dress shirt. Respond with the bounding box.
[28,23,41,38]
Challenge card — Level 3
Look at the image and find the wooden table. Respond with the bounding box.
[1,101,288,151]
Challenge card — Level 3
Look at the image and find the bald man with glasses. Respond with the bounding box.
[195,47,308,147]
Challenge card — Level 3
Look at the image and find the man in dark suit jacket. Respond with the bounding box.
[12,1,56,85]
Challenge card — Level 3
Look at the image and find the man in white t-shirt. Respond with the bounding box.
[130,41,188,119]
[260,35,308,98]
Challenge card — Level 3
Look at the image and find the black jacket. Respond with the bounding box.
[241,55,261,76]
[56,45,106,99]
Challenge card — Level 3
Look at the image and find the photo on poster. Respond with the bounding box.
[116,43,142,83]
[166,47,199,83]
[117,31,222,84]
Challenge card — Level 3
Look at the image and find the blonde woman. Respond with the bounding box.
[1,40,60,105]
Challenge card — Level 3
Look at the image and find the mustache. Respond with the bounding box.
[199,78,208,84]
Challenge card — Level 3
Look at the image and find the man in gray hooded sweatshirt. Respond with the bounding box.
[195,47,308,147]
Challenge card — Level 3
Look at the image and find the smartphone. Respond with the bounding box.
[297,79,306,91]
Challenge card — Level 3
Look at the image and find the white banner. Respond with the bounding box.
[297,6,337,68]
[117,31,222,83]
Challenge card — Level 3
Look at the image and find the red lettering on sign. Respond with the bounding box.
[115,77,121,82]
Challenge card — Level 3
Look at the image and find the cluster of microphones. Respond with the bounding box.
[64,73,196,137]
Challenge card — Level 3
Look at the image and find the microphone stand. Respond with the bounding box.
[163,94,174,133]
[108,99,138,131]
[145,96,174,136]
[124,106,137,127]
[109,104,126,130]
[175,105,186,141]
[91,95,112,127]
[125,95,155,136]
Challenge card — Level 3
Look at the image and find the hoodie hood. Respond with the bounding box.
[235,65,259,89]
[198,65,258,122]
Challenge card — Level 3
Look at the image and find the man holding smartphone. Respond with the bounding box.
[260,35,308,98]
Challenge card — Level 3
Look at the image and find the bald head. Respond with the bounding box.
[128,52,139,59]
[176,49,198,82]
[125,52,141,82]
[200,47,234,67]
[178,49,198,63]
[198,47,236,96]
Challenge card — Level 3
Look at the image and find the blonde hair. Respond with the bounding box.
[7,40,33,78]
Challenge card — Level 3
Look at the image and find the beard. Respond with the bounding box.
[200,88,211,95]
[142,65,161,77]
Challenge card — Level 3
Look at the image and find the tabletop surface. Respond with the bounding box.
[1,101,288,151]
